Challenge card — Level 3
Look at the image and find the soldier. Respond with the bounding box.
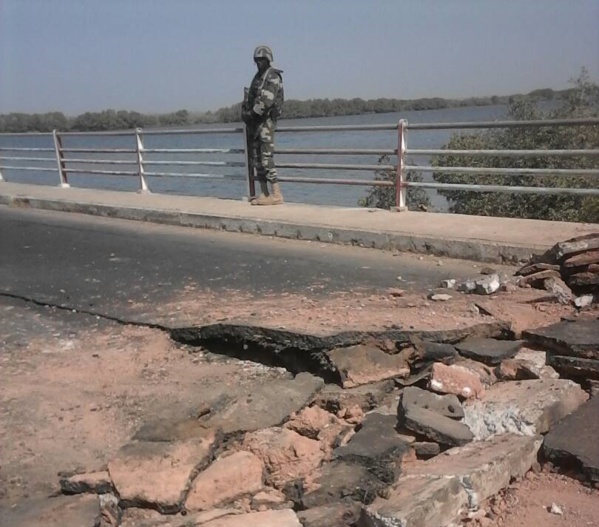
[242,45,285,205]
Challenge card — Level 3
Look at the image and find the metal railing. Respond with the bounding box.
[1,117,598,210]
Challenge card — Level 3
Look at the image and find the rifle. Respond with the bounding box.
[243,87,257,199]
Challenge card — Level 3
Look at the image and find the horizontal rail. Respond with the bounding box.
[0,165,58,171]
[406,118,599,130]
[145,160,246,167]
[407,165,599,176]
[144,171,243,179]
[277,162,395,171]
[62,168,138,176]
[64,158,136,165]
[408,181,599,196]
[143,148,244,154]
[278,124,398,132]
[60,148,137,154]
[58,130,137,137]
[277,176,394,186]
[277,148,397,155]
[141,127,243,135]
[407,149,599,157]
[0,147,55,152]
[1,156,57,162]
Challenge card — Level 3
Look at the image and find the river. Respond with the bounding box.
[0,104,509,210]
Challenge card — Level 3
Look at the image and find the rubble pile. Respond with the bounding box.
[516,233,599,307]
[48,317,598,527]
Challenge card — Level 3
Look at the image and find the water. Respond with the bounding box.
[0,105,508,210]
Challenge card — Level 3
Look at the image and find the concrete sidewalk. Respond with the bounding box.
[1,182,597,263]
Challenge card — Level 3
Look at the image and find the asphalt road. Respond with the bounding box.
[0,206,511,323]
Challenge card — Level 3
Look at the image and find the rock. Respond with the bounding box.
[455,358,497,386]
[284,406,353,455]
[99,493,120,527]
[296,501,361,527]
[241,427,325,491]
[311,380,395,414]
[474,299,552,339]
[439,279,456,289]
[60,471,113,495]
[406,434,542,509]
[250,489,288,511]
[563,249,599,267]
[496,359,538,381]
[429,293,452,302]
[516,262,561,276]
[387,288,405,297]
[205,373,324,435]
[543,277,574,304]
[475,274,501,295]
[544,397,599,483]
[402,406,474,447]
[326,344,410,388]
[517,270,561,286]
[569,271,599,287]
[523,319,599,360]
[400,386,464,420]
[201,509,301,527]
[509,349,559,379]
[457,280,477,293]
[410,340,458,369]
[362,475,468,527]
[464,379,588,440]
[412,441,440,458]
[185,451,264,512]
[429,363,485,399]
[334,413,410,485]
[0,495,101,527]
[547,355,599,379]
[133,417,214,442]
[301,461,385,508]
[455,338,523,366]
[549,503,564,515]
[108,432,218,513]
[480,267,498,275]
[574,294,594,308]
[337,404,364,425]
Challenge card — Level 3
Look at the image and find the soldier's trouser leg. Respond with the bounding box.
[258,118,278,184]
[249,133,269,201]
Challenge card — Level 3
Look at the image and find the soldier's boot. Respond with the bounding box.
[269,182,284,205]
[250,181,272,205]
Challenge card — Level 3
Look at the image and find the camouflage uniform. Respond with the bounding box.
[244,64,283,183]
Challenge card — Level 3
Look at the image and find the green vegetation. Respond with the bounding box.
[0,87,575,133]
[360,70,599,223]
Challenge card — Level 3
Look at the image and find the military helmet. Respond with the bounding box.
[253,45,273,63]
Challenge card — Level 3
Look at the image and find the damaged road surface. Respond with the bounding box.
[2,207,598,527]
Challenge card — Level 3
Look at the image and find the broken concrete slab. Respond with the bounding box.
[406,434,542,509]
[523,319,599,360]
[327,344,410,388]
[361,475,468,527]
[547,355,599,379]
[201,509,301,527]
[241,427,325,491]
[250,488,289,511]
[543,276,574,304]
[120,508,243,527]
[464,379,588,440]
[516,262,561,276]
[429,362,485,399]
[455,338,523,366]
[0,495,101,527]
[311,380,396,413]
[402,406,473,447]
[60,470,113,495]
[410,340,458,367]
[455,358,497,386]
[108,432,218,513]
[496,359,539,381]
[517,269,561,286]
[296,501,361,527]
[475,273,501,295]
[400,386,464,420]
[334,413,410,485]
[133,417,216,443]
[544,397,599,483]
[563,249,599,267]
[204,373,324,435]
[185,451,264,512]
[505,349,559,380]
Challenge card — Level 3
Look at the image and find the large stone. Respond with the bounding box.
[185,451,264,512]
[311,380,396,413]
[400,386,464,420]
[544,397,599,482]
[429,363,485,399]
[120,508,242,527]
[455,338,523,366]
[543,277,574,304]
[563,249,599,267]
[134,417,215,442]
[205,373,324,435]
[241,427,325,490]
[108,431,218,513]
[464,379,588,440]
[547,355,599,379]
[507,349,559,380]
[0,495,101,527]
[201,509,301,527]
[362,434,542,527]
[402,406,473,447]
[297,501,361,527]
[60,470,113,495]
[361,475,468,527]
[334,413,410,485]
[410,341,458,368]
[301,460,385,508]
[516,262,561,276]
[523,319,599,360]
[327,344,410,388]
[406,434,542,508]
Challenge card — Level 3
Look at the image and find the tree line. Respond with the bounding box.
[0,88,571,133]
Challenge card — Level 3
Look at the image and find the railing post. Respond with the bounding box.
[243,124,256,200]
[135,127,150,193]
[53,129,69,188]
[395,119,407,211]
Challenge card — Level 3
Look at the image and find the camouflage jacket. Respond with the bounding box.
[244,67,284,123]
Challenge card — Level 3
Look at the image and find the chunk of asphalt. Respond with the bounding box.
[403,406,474,447]
[400,386,464,420]
[455,338,523,366]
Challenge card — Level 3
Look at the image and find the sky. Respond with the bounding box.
[1,0,598,115]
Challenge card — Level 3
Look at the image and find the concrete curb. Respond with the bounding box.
[0,193,547,264]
